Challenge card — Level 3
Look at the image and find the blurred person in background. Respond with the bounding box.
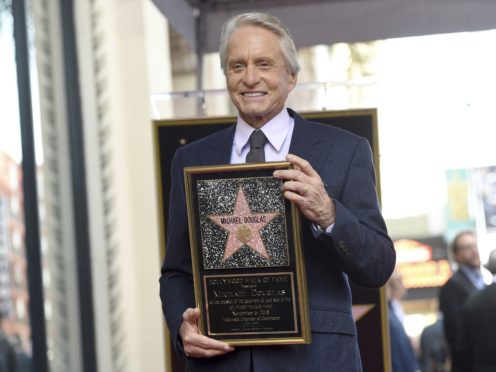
[419,311,448,372]
[0,313,16,372]
[438,230,486,372]
[9,335,31,372]
[386,269,420,372]
[458,249,496,372]
[485,249,496,282]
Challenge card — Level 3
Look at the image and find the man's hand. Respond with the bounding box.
[179,307,235,358]
[273,154,335,229]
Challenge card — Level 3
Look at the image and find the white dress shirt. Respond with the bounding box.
[230,108,294,164]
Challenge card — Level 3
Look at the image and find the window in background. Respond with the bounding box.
[0,2,35,366]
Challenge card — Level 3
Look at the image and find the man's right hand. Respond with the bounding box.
[179,307,235,358]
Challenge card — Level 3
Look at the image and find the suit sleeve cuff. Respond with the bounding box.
[311,221,334,237]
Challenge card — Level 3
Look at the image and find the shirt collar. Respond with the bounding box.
[233,108,292,156]
[459,264,485,289]
[459,264,481,276]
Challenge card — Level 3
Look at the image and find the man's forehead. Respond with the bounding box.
[457,233,476,244]
[228,25,279,43]
[227,28,282,56]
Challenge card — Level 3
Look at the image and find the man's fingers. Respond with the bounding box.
[273,169,307,184]
[191,333,233,351]
[188,346,233,358]
[273,155,336,227]
[180,307,234,358]
[182,307,200,334]
[281,180,311,196]
[272,154,319,182]
[286,154,319,177]
[183,307,200,322]
[184,333,234,358]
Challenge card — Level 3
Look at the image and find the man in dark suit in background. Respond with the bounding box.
[386,270,419,372]
[438,231,486,372]
[419,313,448,372]
[0,313,16,372]
[458,250,496,372]
[160,12,396,371]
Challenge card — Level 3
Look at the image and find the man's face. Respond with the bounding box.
[225,25,297,129]
[454,233,481,269]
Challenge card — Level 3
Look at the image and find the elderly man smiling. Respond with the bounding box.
[160,12,395,372]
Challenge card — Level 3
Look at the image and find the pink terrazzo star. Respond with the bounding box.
[208,185,279,262]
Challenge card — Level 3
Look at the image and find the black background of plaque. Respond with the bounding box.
[155,110,389,372]
[188,167,302,340]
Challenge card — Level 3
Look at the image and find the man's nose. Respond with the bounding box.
[243,65,260,86]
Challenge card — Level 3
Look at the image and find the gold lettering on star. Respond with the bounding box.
[208,185,279,262]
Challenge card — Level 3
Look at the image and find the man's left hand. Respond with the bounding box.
[273,154,335,230]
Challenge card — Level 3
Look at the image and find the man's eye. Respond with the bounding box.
[231,64,244,71]
[258,61,272,69]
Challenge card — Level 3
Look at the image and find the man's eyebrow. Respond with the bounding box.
[228,59,245,65]
[255,57,274,63]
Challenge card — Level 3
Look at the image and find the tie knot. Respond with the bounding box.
[249,130,266,148]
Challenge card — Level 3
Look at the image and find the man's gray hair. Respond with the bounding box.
[219,12,301,75]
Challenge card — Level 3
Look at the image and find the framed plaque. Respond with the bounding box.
[184,162,311,346]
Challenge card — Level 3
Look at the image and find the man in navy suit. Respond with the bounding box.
[458,250,496,372]
[438,231,486,372]
[386,270,419,372]
[160,12,396,371]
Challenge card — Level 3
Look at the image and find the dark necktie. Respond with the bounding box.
[246,130,266,163]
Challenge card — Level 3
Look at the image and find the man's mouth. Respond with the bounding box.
[242,92,266,97]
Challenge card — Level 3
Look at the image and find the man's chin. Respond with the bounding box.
[240,109,265,119]
[239,111,271,128]
[239,104,264,114]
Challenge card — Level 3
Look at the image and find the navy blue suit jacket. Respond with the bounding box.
[160,109,395,371]
[388,302,419,372]
[438,270,479,348]
[459,283,496,372]
[439,268,481,372]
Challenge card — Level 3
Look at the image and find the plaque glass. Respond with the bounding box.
[184,162,311,346]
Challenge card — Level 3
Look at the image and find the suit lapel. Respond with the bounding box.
[204,111,336,169]
[205,125,235,165]
[455,269,480,293]
[288,109,335,173]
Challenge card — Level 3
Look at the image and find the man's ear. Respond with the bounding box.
[288,72,298,91]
